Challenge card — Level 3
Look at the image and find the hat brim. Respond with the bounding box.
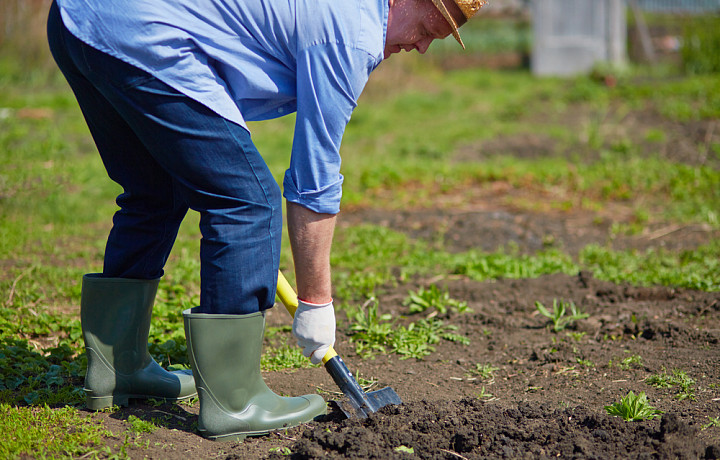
[430,0,465,49]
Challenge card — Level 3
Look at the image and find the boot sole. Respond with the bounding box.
[201,425,302,443]
[85,390,198,411]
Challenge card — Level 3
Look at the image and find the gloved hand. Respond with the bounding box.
[292,299,336,365]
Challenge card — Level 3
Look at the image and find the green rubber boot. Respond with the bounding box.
[183,308,327,441]
[81,274,197,410]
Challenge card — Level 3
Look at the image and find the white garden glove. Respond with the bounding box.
[292,299,336,365]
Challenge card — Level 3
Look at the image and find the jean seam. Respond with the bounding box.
[221,118,278,304]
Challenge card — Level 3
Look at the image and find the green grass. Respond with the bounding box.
[0,403,112,459]
[127,415,159,434]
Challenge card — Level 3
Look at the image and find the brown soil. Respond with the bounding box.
[86,199,720,459]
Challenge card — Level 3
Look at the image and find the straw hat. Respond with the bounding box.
[430,0,488,49]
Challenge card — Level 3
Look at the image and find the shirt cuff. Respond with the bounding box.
[282,170,343,214]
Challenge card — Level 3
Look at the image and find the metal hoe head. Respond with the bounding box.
[325,354,402,418]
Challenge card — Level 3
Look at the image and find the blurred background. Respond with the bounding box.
[2,0,720,83]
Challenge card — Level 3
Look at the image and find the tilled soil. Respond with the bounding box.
[89,203,720,459]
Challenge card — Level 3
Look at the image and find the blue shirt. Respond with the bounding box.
[57,0,388,214]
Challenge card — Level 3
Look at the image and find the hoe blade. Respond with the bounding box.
[324,354,402,419]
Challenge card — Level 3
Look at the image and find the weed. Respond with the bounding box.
[567,331,587,341]
[348,298,395,357]
[179,396,199,407]
[391,318,469,360]
[535,299,589,332]
[261,342,315,371]
[605,391,663,421]
[646,368,696,401]
[127,415,158,434]
[616,354,643,371]
[702,417,720,430]
[645,371,674,388]
[270,446,292,455]
[0,337,85,406]
[348,300,468,359]
[467,363,500,381]
[576,358,595,368]
[403,284,470,315]
[580,242,720,292]
[476,387,495,400]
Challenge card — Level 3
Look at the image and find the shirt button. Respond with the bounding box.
[278,107,284,114]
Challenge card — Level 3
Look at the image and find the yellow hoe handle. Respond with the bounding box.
[276,270,338,364]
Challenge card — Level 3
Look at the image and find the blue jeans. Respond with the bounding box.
[47,2,281,314]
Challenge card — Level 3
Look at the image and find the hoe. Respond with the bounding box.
[277,270,402,418]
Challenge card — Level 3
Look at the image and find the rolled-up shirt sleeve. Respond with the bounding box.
[283,42,377,214]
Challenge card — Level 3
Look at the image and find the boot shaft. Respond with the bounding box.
[80,274,197,409]
[81,274,159,373]
[182,308,327,440]
[183,309,267,412]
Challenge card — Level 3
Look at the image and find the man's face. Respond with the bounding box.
[384,0,462,58]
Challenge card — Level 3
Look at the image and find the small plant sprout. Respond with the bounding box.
[702,417,720,430]
[535,299,589,332]
[605,391,663,421]
[671,370,697,401]
[468,363,500,381]
[269,446,292,455]
[395,445,415,454]
[403,284,470,316]
[567,331,587,341]
[477,387,495,400]
[645,368,696,401]
[618,354,643,370]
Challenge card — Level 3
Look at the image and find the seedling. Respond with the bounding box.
[535,299,589,332]
[467,363,499,381]
[702,417,720,430]
[403,284,470,315]
[567,331,587,341]
[605,391,663,421]
[269,446,292,455]
[476,387,495,400]
[616,354,643,371]
[395,445,415,454]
